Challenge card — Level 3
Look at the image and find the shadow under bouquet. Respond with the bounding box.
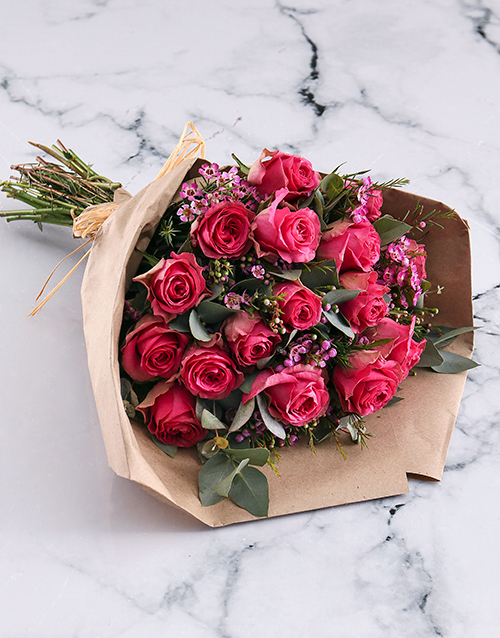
[1,127,477,525]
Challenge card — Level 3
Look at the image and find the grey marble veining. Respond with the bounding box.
[1,1,499,636]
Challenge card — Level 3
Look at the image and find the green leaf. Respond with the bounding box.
[232,278,271,295]
[231,153,250,175]
[206,282,223,301]
[229,466,269,517]
[198,453,233,506]
[322,288,360,306]
[135,249,160,268]
[229,396,255,433]
[152,435,177,458]
[214,458,249,497]
[168,311,191,333]
[225,446,270,466]
[429,326,478,349]
[197,300,237,324]
[189,309,212,342]
[256,393,286,439]
[431,351,480,374]
[373,215,412,245]
[272,269,303,281]
[414,339,444,368]
[322,308,355,339]
[201,409,227,430]
[300,260,339,289]
[240,370,260,394]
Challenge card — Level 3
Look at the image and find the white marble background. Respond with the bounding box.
[1,1,499,636]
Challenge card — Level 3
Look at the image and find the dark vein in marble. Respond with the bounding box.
[277,2,326,116]
[464,2,500,53]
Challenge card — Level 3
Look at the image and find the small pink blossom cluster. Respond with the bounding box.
[378,236,427,307]
[177,164,261,223]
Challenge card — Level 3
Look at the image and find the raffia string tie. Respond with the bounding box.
[29,121,205,316]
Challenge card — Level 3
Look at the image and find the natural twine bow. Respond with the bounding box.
[29,121,205,316]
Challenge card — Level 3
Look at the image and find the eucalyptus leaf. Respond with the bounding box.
[229,466,269,517]
[229,396,255,433]
[197,300,237,324]
[322,308,355,339]
[214,458,250,497]
[189,309,212,342]
[196,397,210,422]
[322,288,360,306]
[414,339,444,368]
[256,393,286,439]
[232,278,270,295]
[300,260,339,289]
[429,326,478,349]
[430,351,479,374]
[206,282,223,301]
[272,269,303,281]
[168,311,191,333]
[373,215,412,245]
[201,409,227,431]
[240,370,260,394]
[152,435,177,458]
[198,453,233,506]
[225,446,270,466]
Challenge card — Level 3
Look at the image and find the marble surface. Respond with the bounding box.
[1,0,499,635]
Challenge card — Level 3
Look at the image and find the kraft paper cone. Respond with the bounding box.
[81,159,473,526]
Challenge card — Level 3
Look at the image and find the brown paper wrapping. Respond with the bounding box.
[81,159,473,527]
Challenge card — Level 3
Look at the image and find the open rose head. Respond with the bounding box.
[252,188,321,264]
[121,314,190,382]
[133,252,208,322]
[248,149,320,202]
[136,380,206,447]
[332,350,403,417]
[243,364,330,427]
[316,219,381,273]
[190,200,255,260]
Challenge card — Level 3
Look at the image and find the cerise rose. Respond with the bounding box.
[365,316,426,380]
[190,201,254,259]
[253,189,321,263]
[273,281,322,331]
[338,270,389,334]
[223,311,281,370]
[121,314,189,382]
[332,351,402,417]
[180,339,244,400]
[134,252,208,321]
[316,219,381,273]
[136,380,205,447]
[243,364,329,427]
[248,148,320,201]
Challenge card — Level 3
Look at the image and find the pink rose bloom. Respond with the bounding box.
[248,148,320,201]
[223,311,281,370]
[252,188,321,263]
[243,364,329,427]
[365,316,426,379]
[121,315,189,382]
[137,380,205,447]
[338,270,389,334]
[273,281,322,331]
[134,252,208,322]
[180,340,244,400]
[332,351,403,417]
[365,188,383,222]
[190,201,255,259]
[316,219,381,273]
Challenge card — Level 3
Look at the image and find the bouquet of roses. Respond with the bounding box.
[1,129,477,521]
[114,149,475,517]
